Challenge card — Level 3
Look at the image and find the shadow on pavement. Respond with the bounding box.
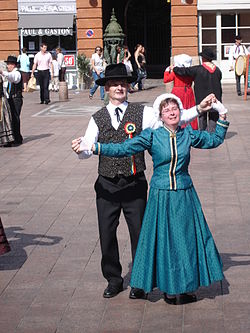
[225,131,237,139]
[0,226,62,271]
[23,133,54,143]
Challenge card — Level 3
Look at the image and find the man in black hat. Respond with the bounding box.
[229,35,249,96]
[0,55,23,146]
[71,63,215,300]
[173,48,222,132]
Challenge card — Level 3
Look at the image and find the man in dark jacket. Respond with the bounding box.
[173,48,222,132]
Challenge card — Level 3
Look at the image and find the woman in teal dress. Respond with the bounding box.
[92,93,229,304]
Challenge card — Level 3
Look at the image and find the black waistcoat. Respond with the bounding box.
[7,71,23,99]
[93,103,146,178]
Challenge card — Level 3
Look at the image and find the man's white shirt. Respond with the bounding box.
[229,44,249,69]
[1,68,21,98]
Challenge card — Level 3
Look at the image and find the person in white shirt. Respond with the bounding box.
[229,35,249,96]
[0,55,23,146]
[56,47,66,82]
[51,54,59,92]
[31,43,53,104]
[89,46,105,100]
[71,63,220,301]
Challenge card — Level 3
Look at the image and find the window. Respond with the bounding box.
[221,12,250,60]
[200,12,250,61]
[200,13,217,59]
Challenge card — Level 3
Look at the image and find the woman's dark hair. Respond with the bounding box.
[159,98,179,116]
[134,44,142,51]
[22,47,27,53]
[95,46,103,52]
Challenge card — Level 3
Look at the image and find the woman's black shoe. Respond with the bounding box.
[179,293,197,304]
[129,288,146,299]
[163,293,177,305]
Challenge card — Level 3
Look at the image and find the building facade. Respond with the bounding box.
[0,0,249,81]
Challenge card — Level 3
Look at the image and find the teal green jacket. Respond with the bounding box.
[94,120,229,190]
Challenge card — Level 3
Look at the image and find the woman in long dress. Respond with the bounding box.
[91,93,229,304]
[0,76,15,147]
[164,54,198,129]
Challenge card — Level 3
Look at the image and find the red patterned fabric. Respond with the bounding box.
[164,71,198,130]
[0,217,11,255]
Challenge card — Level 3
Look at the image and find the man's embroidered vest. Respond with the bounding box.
[93,103,146,178]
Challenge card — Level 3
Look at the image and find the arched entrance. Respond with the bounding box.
[102,0,171,78]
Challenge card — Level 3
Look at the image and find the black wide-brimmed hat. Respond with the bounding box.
[4,55,18,64]
[198,48,216,61]
[96,63,136,86]
[235,35,242,40]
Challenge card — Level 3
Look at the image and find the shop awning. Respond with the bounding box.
[18,14,74,36]
[18,14,74,29]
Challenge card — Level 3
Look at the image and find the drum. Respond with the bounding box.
[235,55,247,76]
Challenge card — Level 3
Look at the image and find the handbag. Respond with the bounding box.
[124,59,133,74]
[138,67,147,79]
[27,76,37,92]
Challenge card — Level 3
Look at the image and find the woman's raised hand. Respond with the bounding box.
[198,94,217,112]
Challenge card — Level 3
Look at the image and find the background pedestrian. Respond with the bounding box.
[17,47,30,92]
[51,54,59,92]
[56,47,66,82]
[89,46,105,101]
[31,43,53,105]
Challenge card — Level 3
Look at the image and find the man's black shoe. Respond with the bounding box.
[237,92,242,96]
[40,101,44,104]
[129,288,146,299]
[45,100,51,105]
[103,283,123,298]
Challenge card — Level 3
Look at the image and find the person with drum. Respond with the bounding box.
[229,35,249,96]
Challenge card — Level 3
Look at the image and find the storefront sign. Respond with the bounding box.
[64,55,75,67]
[19,5,76,14]
[21,28,73,36]
[86,29,94,38]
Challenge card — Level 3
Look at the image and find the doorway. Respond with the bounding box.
[102,0,171,78]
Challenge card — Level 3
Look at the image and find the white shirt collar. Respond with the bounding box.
[107,101,128,113]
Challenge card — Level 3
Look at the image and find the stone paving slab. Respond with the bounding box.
[0,81,250,332]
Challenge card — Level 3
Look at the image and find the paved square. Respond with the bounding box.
[1,83,250,332]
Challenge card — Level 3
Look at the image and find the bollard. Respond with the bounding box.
[59,81,69,101]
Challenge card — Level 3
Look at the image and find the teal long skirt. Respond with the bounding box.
[130,185,224,295]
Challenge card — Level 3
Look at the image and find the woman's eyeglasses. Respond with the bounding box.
[161,107,179,114]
